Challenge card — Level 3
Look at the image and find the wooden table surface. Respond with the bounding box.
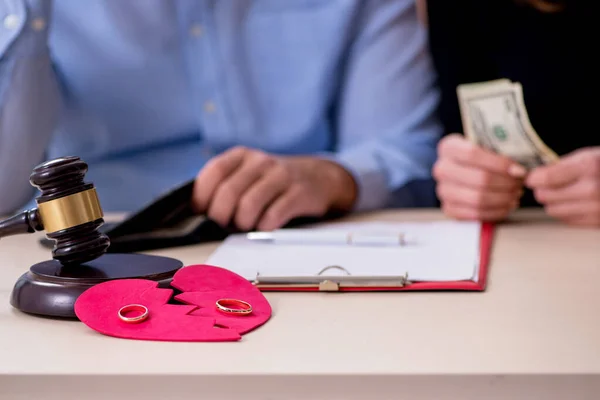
[1,209,599,400]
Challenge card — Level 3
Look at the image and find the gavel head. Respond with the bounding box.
[30,156,110,266]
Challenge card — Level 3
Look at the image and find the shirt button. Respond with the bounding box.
[204,101,216,113]
[31,17,46,31]
[3,14,20,30]
[189,24,203,37]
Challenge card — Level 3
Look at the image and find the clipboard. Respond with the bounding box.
[206,221,496,292]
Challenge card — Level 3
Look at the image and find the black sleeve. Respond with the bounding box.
[425,0,496,136]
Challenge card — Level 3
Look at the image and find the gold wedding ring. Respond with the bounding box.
[118,304,149,323]
[215,298,253,316]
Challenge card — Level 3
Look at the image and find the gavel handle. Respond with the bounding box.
[0,209,44,239]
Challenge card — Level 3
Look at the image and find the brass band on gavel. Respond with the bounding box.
[37,188,104,234]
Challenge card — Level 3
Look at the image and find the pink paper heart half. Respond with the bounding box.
[171,264,272,334]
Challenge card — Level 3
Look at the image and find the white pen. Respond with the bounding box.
[246,229,413,246]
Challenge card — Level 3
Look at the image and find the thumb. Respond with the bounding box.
[438,133,526,178]
[526,150,588,188]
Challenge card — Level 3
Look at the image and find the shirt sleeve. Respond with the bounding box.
[325,0,443,211]
[0,0,60,215]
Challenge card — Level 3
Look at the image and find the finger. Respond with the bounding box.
[544,200,600,221]
[534,178,600,204]
[436,182,520,209]
[257,184,327,231]
[438,134,527,178]
[526,159,580,189]
[207,152,275,226]
[433,158,522,192]
[192,146,247,212]
[441,201,513,222]
[526,148,600,189]
[560,215,600,228]
[234,165,290,230]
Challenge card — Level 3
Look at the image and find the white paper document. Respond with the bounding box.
[205,220,482,282]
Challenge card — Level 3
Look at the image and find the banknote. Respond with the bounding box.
[457,79,558,169]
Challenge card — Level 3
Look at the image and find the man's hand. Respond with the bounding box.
[526,147,600,227]
[192,146,357,231]
[433,134,526,221]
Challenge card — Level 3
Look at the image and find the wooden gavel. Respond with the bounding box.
[0,156,110,265]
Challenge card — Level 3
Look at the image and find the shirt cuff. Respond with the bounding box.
[318,148,391,212]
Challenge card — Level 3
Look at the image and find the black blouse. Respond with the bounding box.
[425,0,597,206]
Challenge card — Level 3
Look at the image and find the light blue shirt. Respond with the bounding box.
[0,0,442,215]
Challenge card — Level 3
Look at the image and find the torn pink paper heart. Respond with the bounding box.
[74,265,271,341]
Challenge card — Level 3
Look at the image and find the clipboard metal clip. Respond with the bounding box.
[252,265,412,292]
[316,266,349,292]
[317,265,351,276]
[318,280,341,292]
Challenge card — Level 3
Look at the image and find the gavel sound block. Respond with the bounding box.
[0,156,183,318]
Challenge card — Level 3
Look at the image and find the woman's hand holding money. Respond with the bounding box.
[433,134,527,221]
[527,147,600,227]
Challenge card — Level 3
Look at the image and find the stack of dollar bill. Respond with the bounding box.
[457,79,558,169]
